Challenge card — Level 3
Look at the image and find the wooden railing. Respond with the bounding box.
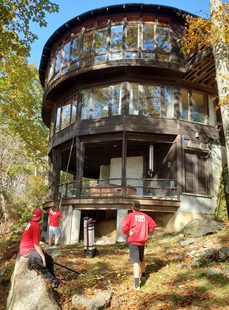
[58,178,178,200]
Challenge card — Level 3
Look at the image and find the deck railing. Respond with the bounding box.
[58,178,178,200]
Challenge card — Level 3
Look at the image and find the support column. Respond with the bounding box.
[177,134,184,199]
[70,209,81,244]
[48,155,53,201]
[121,132,127,197]
[76,137,85,198]
[52,149,62,201]
[116,209,128,242]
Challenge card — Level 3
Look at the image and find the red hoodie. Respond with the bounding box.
[121,211,156,245]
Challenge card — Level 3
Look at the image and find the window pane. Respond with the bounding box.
[165,86,174,118]
[94,87,110,119]
[71,36,81,61]
[181,89,188,120]
[113,84,122,115]
[61,99,71,130]
[96,28,107,53]
[125,52,139,59]
[208,96,217,126]
[95,55,107,62]
[143,85,161,117]
[56,107,61,132]
[62,41,71,67]
[192,92,205,124]
[81,90,91,120]
[55,49,62,72]
[83,31,93,58]
[109,52,122,60]
[126,25,138,49]
[47,58,55,82]
[143,25,154,50]
[72,93,77,123]
[111,25,123,50]
[142,52,155,59]
[158,27,170,52]
[129,84,139,115]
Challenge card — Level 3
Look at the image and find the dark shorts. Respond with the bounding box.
[129,243,145,263]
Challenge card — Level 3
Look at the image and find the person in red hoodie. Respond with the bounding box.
[121,200,156,290]
[48,202,62,247]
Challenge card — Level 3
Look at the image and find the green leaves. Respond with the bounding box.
[0,0,59,59]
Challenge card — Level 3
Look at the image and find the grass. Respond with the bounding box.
[1,221,229,309]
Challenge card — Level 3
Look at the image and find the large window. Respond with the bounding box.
[143,85,161,117]
[94,87,110,118]
[129,84,139,115]
[51,84,217,136]
[46,16,171,86]
[181,89,189,120]
[192,92,205,124]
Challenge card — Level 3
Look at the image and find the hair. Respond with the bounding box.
[132,200,141,211]
[52,202,60,212]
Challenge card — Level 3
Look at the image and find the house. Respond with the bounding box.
[39,3,225,244]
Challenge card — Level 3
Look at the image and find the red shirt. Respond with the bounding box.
[19,221,41,255]
[49,209,62,227]
[121,211,156,246]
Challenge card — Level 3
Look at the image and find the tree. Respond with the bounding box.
[180,0,229,192]
[0,0,59,59]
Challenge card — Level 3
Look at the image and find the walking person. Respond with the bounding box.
[121,200,156,290]
[19,208,63,288]
[48,202,62,247]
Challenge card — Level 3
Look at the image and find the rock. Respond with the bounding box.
[219,251,226,261]
[221,246,229,256]
[206,267,222,277]
[180,219,224,237]
[72,289,112,310]
[7,255,60,310]
[191,260,200,267]
[214,244,221,251]
[204,249,213,259]
[180,238,196,247]
[46,248,62,258]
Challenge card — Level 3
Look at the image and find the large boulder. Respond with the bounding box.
[7,255,60,310]
[180,219,224,236]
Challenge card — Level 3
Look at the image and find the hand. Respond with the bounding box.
[129,229,134,236]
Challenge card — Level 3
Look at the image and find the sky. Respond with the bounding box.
[28,0,212,68]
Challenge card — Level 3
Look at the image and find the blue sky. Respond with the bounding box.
[28,0,212,68]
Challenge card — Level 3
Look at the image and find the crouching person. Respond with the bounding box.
[19,208,63,288]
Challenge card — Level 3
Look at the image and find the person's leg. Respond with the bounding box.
[27,250,60,287]
[129,243,140,289]
[139,246,146,281]
[54,227,61,246]
[54,235,60,246]
[48,226,54,246]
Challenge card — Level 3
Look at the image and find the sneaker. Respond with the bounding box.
[56,281,66,291]
[133,285,141,290]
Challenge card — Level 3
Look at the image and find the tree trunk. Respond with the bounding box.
[0,192,9,221]
[210,0,229,197]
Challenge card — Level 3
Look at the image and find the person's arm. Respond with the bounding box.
[34,244,46,267]
[121,216,131,235]
[148,217,157,233]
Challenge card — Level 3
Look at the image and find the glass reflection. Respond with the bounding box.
[143,85,161,117]
[113,84,122,115]
[111,25,123,50]
[81,90,91,120]
[143,25,154,50]
[192,92,204,124]
[61,99,71,129]
[181,89,188,120]
[94,87,110,118]
[126,25,138,49]
[129,84,139,115]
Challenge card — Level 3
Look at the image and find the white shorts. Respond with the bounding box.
[49,226,61,238]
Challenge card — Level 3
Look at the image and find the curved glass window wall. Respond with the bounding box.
[50,83,217,138]
[46,16,171,88]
